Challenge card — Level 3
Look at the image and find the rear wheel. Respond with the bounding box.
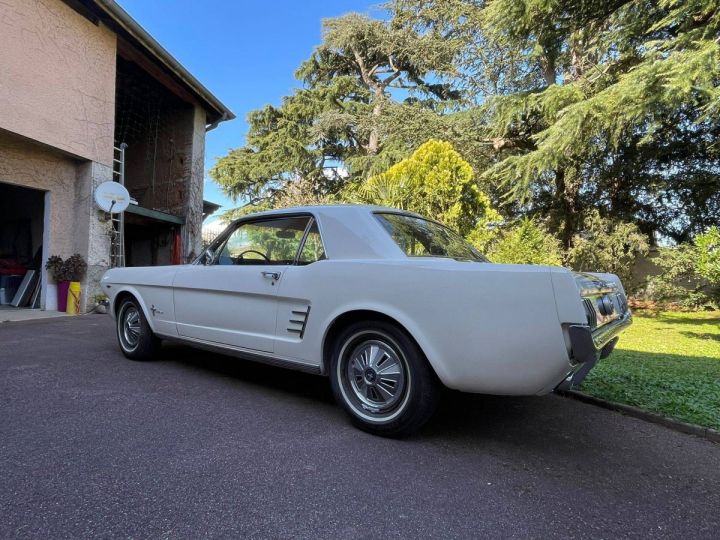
[329,321,440,437]
[116,298,160,360]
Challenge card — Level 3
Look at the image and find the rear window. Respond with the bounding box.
[375,213,488,262]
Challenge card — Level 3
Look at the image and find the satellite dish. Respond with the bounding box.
[95,182,130,213]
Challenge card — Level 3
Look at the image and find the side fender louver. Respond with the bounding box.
[287,306,311,339]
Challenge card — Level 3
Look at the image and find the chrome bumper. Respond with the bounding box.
[556,311,632,391]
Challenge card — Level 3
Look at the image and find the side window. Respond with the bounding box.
[213,216,310,266]
[297,221,326,265]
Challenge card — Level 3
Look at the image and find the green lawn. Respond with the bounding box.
[579,311,720,431]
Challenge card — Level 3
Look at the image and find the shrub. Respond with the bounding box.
[696,226,720,284]
[350,140,501,237]
[646,227,720,310]
[486,218,563,265]
[565,210,649,291]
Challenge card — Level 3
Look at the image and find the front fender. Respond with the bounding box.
[107,285,157,333]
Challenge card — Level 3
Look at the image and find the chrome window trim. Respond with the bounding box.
[293,216,328,266]
[197,213,316,266]
[372,211,488,262]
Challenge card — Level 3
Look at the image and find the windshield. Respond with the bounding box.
[375,212,488,262]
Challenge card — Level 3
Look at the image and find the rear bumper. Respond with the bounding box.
[556,311,632,391]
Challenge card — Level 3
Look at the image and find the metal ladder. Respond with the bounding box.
[110,144,127,267]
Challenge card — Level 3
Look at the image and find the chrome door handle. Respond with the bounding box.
[262,271,281,280]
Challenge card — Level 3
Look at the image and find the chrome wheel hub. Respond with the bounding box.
[347,339,406,413]
[120,306,140,350]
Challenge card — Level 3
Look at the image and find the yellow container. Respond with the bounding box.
[66,281,81,315]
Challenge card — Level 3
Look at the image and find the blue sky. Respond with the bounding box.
[117,0,381,217]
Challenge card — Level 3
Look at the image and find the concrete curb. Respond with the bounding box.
[558,389,720,444]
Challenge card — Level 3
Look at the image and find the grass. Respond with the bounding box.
[579,310,720,431]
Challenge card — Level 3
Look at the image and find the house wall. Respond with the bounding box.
[0,132,78,261]
[0,0,218,307]
[183,105,207,262]
[0,0,116,166]
[0,131,112,310]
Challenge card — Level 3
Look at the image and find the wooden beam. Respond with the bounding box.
[125,204,185,225]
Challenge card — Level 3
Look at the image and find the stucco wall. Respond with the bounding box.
[0,131,77,261]
[0,0,116,166]
[0,130,112,310]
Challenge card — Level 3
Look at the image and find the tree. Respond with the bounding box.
[390,0,720,245]
[210,81,354,209]
[565,210,649,292]
[214,0,719,249]
[349,139,500,237]
[696,226,720,284]
[299,13,456,156]
[211,13,458,210]
[647,227,720,309]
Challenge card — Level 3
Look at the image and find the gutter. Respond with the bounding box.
[94,0,235,123]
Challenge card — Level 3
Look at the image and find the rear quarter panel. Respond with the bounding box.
[276,260,573,395]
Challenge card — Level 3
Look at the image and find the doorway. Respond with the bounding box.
[0,182,46,310]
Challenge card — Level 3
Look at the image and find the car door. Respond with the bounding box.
[173,215,312,353]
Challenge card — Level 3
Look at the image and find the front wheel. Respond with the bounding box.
[329,321,440,437]
[116,298,160,361]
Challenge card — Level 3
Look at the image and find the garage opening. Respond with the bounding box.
[124,213,182,267]
[0,182,45,310]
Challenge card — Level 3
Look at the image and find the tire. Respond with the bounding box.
[116,297,160,361]
[329,320,440,437]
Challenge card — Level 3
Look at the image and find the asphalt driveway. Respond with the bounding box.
[1,315,719,539]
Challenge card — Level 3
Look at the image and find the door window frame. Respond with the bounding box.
[198,213,327,267]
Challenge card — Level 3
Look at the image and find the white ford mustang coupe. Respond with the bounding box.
[102,205,632,436]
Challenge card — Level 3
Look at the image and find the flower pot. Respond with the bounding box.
[56,281,70,312]
[66,281,81,315]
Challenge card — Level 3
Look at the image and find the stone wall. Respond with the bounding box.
[183,105,207,263]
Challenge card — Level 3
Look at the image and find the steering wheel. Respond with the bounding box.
[238,249,270,262]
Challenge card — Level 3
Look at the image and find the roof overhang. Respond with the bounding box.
[202,200,221,220]
[63,0,235,128]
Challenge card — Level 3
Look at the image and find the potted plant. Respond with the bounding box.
[45,255,70,312]
[45,254,87,313]
[64,254,87,315]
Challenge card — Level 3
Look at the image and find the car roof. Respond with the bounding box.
[230,204,420,260]
[234,204,421,220]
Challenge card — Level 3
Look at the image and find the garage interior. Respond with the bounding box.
[0,182,45,310]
